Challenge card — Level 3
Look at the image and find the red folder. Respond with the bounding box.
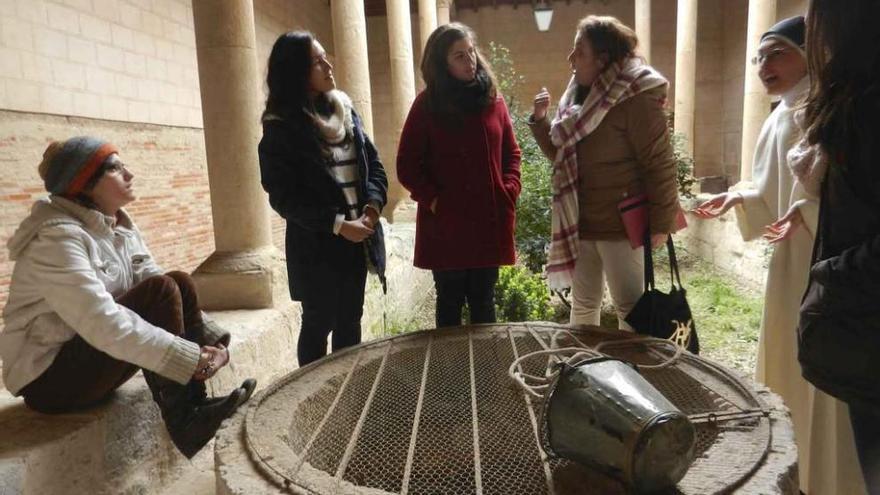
[618,193,688,249]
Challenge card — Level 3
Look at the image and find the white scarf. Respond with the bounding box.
[310,90,354,144]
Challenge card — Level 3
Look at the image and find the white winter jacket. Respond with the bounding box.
[0,196,201,395]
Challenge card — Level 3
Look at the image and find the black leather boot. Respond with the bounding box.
[188,378,257,407]
[144,372,256,458]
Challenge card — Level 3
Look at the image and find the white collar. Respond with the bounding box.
[781,76,810,107]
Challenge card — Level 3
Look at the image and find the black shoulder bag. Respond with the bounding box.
[625,234,700,354]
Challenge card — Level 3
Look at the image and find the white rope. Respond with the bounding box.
[507,336,686,399]
[507,347,604,399]
[593,336,684,369]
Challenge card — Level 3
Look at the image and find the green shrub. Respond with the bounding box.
[671,132,697,198]
[494,265,561,322]
[488,42,554,273]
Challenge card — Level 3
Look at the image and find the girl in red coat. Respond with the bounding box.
[397,23,521,328]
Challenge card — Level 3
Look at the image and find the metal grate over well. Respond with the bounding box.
[243,324,772,494]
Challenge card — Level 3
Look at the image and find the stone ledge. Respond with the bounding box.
[0,220,427,494]
[204,301,300,397]
[678,204,769,292]
[0,377,209,495]
[0,302,301,495]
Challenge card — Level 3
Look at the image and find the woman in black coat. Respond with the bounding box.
[258,31,387,366]
[793,0,880,490]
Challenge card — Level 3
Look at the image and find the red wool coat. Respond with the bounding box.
[397,92,522,270]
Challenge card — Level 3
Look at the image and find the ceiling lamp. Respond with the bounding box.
[534,1,554,32]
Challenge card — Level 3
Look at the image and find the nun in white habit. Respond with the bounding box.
[694,16,865,495]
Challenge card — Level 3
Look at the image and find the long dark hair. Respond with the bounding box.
[803,0,880,170]
[262,31,331,157]
[420,23,497,120]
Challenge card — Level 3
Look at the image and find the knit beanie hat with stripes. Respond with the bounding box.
[38,136,119,196]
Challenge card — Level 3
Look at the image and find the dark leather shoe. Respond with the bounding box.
[172,378,257,458]
[171,386,248,459]
[196,378,257,407]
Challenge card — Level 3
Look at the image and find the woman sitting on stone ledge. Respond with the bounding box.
[0,137,256,458]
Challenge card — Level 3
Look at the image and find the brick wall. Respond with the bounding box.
[0,110,212,314]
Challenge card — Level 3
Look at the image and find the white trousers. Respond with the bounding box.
[569,239,645,330]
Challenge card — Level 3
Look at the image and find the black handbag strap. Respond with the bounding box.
[667,236,684,288]
[641,229,683,291]
[642,229,655,291]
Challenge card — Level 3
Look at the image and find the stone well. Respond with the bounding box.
[215,323,798,495]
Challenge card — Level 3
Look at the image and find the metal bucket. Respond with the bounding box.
[543,357,696,493]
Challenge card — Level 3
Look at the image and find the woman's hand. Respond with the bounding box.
[533,87,551,122]
[362,206,380,229]
[430,197,438,214]
[764,207,803,244]
[692,192,743,219]
[339,218,374,242]
[194,344,229,381]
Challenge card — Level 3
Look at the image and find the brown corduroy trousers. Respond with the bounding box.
[21,271,203,413]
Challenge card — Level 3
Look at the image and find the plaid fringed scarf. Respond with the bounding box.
[545,57,668,290]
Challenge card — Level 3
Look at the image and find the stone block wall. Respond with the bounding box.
[0,0,202,127]
[678,207,769,291]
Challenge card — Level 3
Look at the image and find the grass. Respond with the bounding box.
[681,266,762,377]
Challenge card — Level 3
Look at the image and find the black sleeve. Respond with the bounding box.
[258,121,338,233]
[363,131,388,209]
[813,234,880,290]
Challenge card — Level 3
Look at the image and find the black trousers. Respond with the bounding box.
[850,402,880,493]
[297,242,368,367]
[432,267,499,328]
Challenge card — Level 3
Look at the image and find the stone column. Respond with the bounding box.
[673,0,698,158]
[437,0,452,26]
[635,0,652,63]
[419,0,438,53]
[739,0,777,182]
[331,0,374,137]
[385,0,417,216]
[191,0,280,310]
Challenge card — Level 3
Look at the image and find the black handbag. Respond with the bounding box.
[624,234,699,354]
